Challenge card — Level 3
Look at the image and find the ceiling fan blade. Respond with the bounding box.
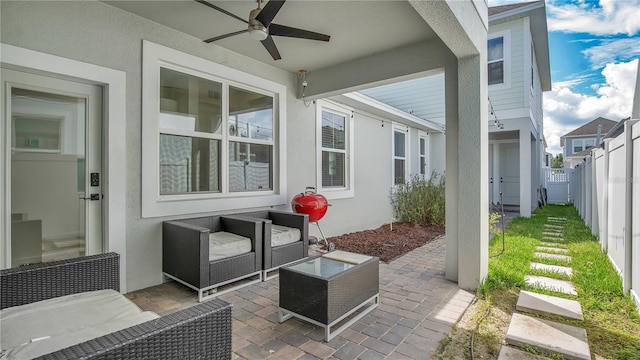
[269,23,330,42]
[255,0,286,28]
[194,0,248,24]
[261,36,282,60]
[204,29,247,43]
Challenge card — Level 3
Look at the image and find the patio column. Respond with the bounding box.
[520,130,532,217]
[445,55,489,290]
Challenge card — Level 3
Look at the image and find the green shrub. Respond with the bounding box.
[390,172,445,226]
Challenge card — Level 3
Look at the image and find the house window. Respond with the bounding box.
[316,100,354,199]
[418,131,429,176]
[488,30,510,88]
[572,139,584,154]
[142,41,286,218]
[392,124,409,185]
[488,37,504,85]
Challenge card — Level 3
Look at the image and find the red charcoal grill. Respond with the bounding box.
[291,187,334,250]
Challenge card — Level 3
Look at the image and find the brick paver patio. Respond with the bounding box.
[125,236,474,359]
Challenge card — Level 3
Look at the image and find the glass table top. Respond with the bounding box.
[287,257,355,278]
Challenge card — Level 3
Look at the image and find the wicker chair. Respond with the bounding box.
[163,215,263,302]
[234,210,309,279]
[0,253,232,359]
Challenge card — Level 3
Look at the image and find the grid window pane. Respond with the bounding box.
[159,134,220,194]
[322,111,346,150]
[228,142,273,191]
[488,62,504,85]
[322,151,345,187]
[229,86,273,140]
[394,159,405,185]
[159,68,222,134]
[488,37,503,61]
[420,138,426,155]
[394,131,405,157]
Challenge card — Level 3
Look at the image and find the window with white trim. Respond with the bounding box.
[142,41,286,218]
[572,138,595,154]
[418,131,429,176]
[392,124,409,185]
[316,100,354,199]
[488,30,511,88]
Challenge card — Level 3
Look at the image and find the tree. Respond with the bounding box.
[551,153,564,168]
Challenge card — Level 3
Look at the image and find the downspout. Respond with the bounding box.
[595,123,603,146]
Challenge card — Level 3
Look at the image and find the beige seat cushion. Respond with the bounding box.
[0,289,159,359]
[271,225,301,247]
[209,231,252,261]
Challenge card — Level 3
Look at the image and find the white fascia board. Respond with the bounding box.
[343,92,445,132]
[488,1,545,22]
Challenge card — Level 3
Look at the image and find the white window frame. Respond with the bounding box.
[392,123,409,185]
[316,100,354,199]
[572,139,584,154]
[488,30,511,90]
[142,41,287,218]
[418,130,430,177]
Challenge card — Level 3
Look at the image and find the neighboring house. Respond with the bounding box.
[561,117,617,168]
[487,1,551,217]
[1,1,489,292]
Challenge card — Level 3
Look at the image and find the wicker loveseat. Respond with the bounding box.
[234,210,309,279]
[163,215,263,302]
[0,252,232,359]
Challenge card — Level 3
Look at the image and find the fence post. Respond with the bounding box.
[624,120,638,293]
[585,155,592,228]
[602,139,611,252]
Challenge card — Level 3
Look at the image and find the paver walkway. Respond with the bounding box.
[126,236,475,360]
[499,216,592,360]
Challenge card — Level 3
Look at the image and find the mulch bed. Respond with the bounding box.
[327,222,445,263]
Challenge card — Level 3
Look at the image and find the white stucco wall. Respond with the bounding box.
[1,1,417,291]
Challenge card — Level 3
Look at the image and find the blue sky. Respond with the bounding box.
[489,0,640,155]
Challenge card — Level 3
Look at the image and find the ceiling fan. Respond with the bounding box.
[195,0,330,60]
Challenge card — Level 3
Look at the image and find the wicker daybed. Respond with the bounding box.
[0,253,232,359]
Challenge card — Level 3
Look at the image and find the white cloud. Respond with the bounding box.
[582,38,640,69]
[543,59,638,155]
[547,0,640,36]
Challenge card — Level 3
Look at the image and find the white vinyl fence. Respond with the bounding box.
[570,120,639,311]
[543,168,569,204]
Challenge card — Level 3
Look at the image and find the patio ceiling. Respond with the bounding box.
[104,0,438,74]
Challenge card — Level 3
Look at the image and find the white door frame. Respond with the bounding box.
[1,43,127,291]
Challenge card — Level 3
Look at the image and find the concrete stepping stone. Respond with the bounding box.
[497,345,550,359]
[547,217,567,220]
[506,313,590,360]
[534,252,571,262]
[542,231,563,237]
[531,262,573,277]
[525,275,577,296]
[536,246,569,254]
[540,241,567,248]
[544,224,564,230]
[541,236,565,242]
[516,290,583,320]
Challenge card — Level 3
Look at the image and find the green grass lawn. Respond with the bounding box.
[479,204,640,359]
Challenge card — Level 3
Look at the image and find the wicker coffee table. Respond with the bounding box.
[278,251,379,341]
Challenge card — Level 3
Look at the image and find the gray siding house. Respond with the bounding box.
[487,1,551,217]
[561,117,617,168]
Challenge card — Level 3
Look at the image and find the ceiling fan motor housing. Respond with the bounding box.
[248,7,268,40]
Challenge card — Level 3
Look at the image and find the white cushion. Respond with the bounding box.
[209,231,252,261]
[271,225,301,247]
[0,289,159,359]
